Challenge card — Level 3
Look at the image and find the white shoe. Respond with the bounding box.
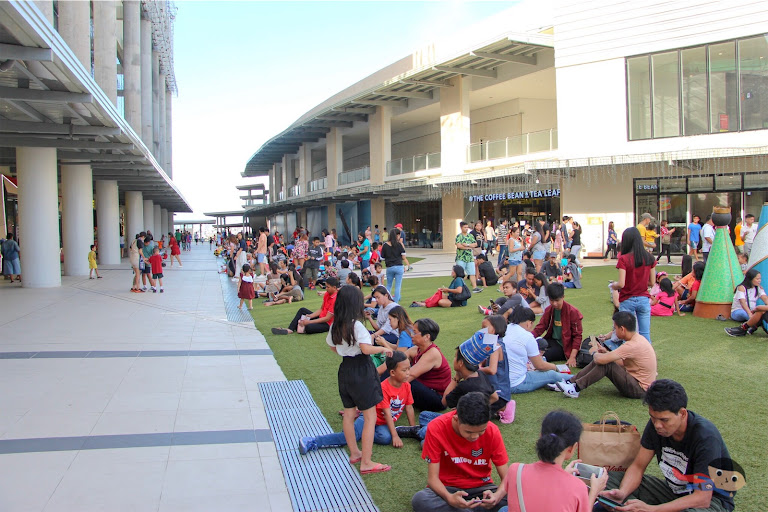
[477,305,488,315]
[556,380,579,398]
[545,383,559,391]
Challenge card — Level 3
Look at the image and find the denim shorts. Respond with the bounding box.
[508,260,522,266]
[455,259,476,276]
[532,250,547,260]
[256,253,267,263]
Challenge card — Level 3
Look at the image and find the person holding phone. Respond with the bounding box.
[483,409,608,511]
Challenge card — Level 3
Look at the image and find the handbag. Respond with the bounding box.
[661,233,671,244]
[510,463,527,512]
[575,336,594,368]
[578,411,641,472]
[139,259,145,271]
[450,283,472,302]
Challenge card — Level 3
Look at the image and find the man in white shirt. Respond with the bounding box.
[700,215,716,263]
[741,214,757,256]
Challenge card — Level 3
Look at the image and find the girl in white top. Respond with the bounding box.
[730,269,768,323]
[326,285,393,474]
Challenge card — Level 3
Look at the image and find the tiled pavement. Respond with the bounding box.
[0,244,290,511]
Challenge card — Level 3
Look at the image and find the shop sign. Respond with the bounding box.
[468,188,560,202]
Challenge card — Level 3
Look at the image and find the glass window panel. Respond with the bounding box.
[739,35,768,130]
[660,177,687,193]
[745,189,768,217]
[709,42,738,133]
[688,175,713,192]
[715,174,742,191]
[744,172,768,190]
[627,56,652,140]
[681,46,708,135]
[652,51,681,137]
[635,179,659,194]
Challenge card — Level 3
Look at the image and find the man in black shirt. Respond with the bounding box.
[597,379,735,511]
[475,253,498,290]
[543,252,563,283]
[303,237,324,289]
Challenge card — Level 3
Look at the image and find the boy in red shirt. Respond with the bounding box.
[412,392,509,512]
[148,247,164,293]
[298,351,416,455]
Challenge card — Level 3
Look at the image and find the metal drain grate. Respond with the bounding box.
[259,381,379,512]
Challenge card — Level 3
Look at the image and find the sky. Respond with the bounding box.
[170,1,512,220]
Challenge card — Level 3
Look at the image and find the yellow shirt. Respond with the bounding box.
[636,223,647,241]
[645,229,658,244]
[734,223,744,247]
[88,250,97,264]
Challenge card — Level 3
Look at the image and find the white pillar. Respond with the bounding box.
[32,1,54,25]
[152,51,161,160]
[161,209,169,238]
[123,0,141,133]
[61,164,94,276]
[93,0,117,105]
[369,106,391,186]
[143,199,155,235]
[165,89,173,177]
[125,191,144,244]
[95,180,120,265]
[158,72,167,168]
[153,204,162,239]
[440,75,471,175]
[325,127,342,192]
[140,16,153,148]
[57,0,91,69]
[17,147,61,287]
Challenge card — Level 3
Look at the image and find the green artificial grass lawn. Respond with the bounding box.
[251,263,767,511]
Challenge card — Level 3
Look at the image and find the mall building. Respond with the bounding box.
[0,0,189,287]
[242,0,768,256]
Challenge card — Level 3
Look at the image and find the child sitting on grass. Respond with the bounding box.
[299,349,413,455]
[651,277,684,316]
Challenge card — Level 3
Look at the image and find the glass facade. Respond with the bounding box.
[627,33,768,140]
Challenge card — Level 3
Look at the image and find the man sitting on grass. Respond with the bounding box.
[411,392,509,512]
[556,311,657,399]
[475,253,498,290]
[478,279,529,318]
[271,277,338,335]
[532,282,583,367]
[596,379,737,512]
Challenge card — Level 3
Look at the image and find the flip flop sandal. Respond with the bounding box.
[349,456,362,464]
[360,463,391,475]
[716,314,727,321]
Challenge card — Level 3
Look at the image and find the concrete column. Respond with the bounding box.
[440,76,471,175]
[152,51,161,160]
[299,144,310,196]
[123,0,141,133]
[143,199,155,235]
[325,127,343,192]
[61,164,94,276]
[442,189,465,254]
[371,198,386,232]
[124,191,144,243]
[327,203,336,234]
[268,164,276,204]
[57,0,91,70]
[32,1,54,25]
[281,155,289,200]
[153,204,162,239]
[140,16,153,148]
[158,72,167,169]
[93,0,117,105]
[161,209,169,238]
[165,89,173,177]
[95,180,120,265]
[17,147,61,287]
[369,106,391,186]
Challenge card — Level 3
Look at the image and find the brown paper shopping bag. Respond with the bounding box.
[578,411,641,472]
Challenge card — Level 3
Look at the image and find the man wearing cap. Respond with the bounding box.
[543,252,563,283]
[637,213,655,250]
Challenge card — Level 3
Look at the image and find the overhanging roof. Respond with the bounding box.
[0,1,191,212]
[243,31,553,178]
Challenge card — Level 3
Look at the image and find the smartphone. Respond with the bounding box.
[489,299,495,306]
[597,496,625,509]
[575,462,605,481]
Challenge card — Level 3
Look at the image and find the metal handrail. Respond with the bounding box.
[386,152,441,176]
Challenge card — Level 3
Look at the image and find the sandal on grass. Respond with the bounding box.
[361,463,391,475]
[349,455,362,464]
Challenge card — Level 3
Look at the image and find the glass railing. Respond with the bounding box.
[277,190,285,201]
[338,166,370,186]
[308,177,327,192]
[467,129,558,163]
[288,185,301,198]
[386,152,441,176]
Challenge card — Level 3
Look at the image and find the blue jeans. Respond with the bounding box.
[417,411,442,440]
[386,264,405,303]
[314,416,392,448]
[620,296,651,343]
[510,370,567,394]
[731,309,749,322]
[497,245,509,267]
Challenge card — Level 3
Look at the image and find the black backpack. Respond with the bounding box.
[575,336,594,368]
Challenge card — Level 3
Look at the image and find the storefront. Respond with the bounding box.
[470,188,562,229]
[387,200,442,248]
[634,173,768,253]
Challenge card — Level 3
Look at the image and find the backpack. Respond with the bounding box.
[575,336,595,368]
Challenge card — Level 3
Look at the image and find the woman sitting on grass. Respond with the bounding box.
[679,262,705,312]
[403,318,452,411]
[726,269,768,335]
[411,265,469,308]
[374,305,414,353]
[528,273,550,315]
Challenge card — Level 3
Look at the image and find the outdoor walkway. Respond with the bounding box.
[0,243,291,511]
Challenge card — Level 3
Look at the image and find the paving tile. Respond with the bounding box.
[90,410,178,436]
[161,458,267,499]
[104,391,181,412]
[168,442,260,461]
[1,412,102,439]
[174,408,253,432]
[0,451,77,511]
[158,492,267,512]
[179,390,249,410]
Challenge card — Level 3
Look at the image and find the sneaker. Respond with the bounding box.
[499,400,516,424]
[142,286,148,291]
[152,288,157,293]
[545,383,559,391]
[724,325,748,337]
[298,436,318,455]
[160,289,164,293]
[472,287,483,293]
[477,305,488,315]
[271,327,290,335]
[556,380,579,398]
[395,425,421,439]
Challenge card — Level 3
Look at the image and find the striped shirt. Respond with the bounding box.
[495,223,509,241]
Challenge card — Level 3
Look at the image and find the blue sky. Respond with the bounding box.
[171,1,512,218]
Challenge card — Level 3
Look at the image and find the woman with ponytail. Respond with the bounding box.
[482,410,608,511]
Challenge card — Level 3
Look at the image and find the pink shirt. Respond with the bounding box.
[504,461,591,512]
